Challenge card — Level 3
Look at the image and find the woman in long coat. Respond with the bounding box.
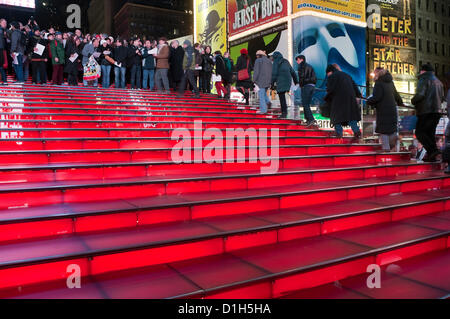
[271,51,298,119]
[169,41,185,91]
[235,48,254,105]
[367,67,404,151]
[324,64,362,139]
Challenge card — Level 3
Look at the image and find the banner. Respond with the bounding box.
[195,0,227,52]
[228,0,288,37]
[367,0,416,93]
[230,23,288,62]
[292,15,366,88]
[293,0,366,23]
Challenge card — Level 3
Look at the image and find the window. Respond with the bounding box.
[442,24,445,36]
[435,42,438,55]
[435,64,439,76]
[426,20,430,31]
[419,61,423,68]
[443,43,446,56]
[427,40,431,53]
[418,18,422,29]
[419,39,423,51]
[426,0,429,10]
[434,22,438,33]
[443,65,446,76]
[434,1,437,13]
[418,0,421,9]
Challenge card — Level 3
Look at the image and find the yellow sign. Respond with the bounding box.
[194,0,227,52]
[293,0,366,23]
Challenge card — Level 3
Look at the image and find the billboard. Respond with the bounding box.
[230,23,288,62]
[195,0,227,52]
[228,0,288,37]
[0,0,35,9]
[293,0,366,23]
[292,15,366,89]
[367,0,416,93]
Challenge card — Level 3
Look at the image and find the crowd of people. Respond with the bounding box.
[1,17,450,162]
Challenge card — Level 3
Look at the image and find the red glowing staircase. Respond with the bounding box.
[0,84,448,299]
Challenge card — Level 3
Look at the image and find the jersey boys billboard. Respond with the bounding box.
[367,0,416,93]
[228,0,287,37]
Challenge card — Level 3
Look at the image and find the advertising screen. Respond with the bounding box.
[195,0,227,53]
[0,0,35,9]
[293,0,366,23]
[228,0,288,37]
[367,0,417,93]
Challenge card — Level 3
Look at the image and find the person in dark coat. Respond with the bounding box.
[411,63,445,162]
[296,55,317,126]
[99,39,113,89]
[367,68,404,151]
[128,38,143,89]
[169,40,185,91]
[271,51,298,119]
[236,48,254,105]
[193,43,203,91]
[113,38,128,89]
[64,36,82,86]
[30,29,48,85]
[214,51,232,99]
[201,45,214,94]
[324,64,362,139]
[0,18,7,84]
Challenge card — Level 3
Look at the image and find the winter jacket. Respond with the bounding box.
[297,59,317,87]
[128,45,143,66]
[49,39,65,65]
[271,51,298,93]
[236,54,253,88]
[0,26,5,50]
[155,44,170,69]
[367,72,403,135]
[412,71,445,116]
[30,36,48,61]
[64,42,82,74]
[142,48,156,70]
[82,42,97,65]
[113,46,128,67]
[201,53,214,73]
[214,54,232,83]
[99,45,113,66]
[325,70,362,126]
[253,55,272,89]
[170,46,185,82]
[194,49,203,76]
[11,29,25,55]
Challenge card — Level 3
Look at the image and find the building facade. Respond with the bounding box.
[114,2,192,40]
[416,0,450,78]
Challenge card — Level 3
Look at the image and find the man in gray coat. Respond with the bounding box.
[253,50,272,114]
[10,21,25,83]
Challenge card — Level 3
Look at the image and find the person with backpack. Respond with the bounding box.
[49,32,65,85]
[178,40,200,98]
[10,21,26,84]
[142,40,156,90]
[271,51,298,119]
[296,55,317,126]
[214,51,232,99]
[367,67,404,152]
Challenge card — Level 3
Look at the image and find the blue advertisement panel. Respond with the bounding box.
[292,15,366,89]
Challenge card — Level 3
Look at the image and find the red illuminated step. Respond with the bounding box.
[0,152,413,184]
[0,219,447,299]
[0,136,360,151]
[0,144,381,165]
[281,249,450,299]
[0,173,448,242]
[0,127,336,139]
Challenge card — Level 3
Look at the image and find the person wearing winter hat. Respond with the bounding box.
[296,54,317,126]
[411,63,445,162]
[178,40,200,98]
[236,47,254,105]
[253,49,272,114]
[50,31,65,85]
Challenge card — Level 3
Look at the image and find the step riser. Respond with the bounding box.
[0,146,380,165]
[0,162,427,211]
[0,177,446,244]
[0,137,348,151]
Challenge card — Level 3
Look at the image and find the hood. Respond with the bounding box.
[272,51,283,60]
[183,40,192,47]
[418,71,434,80]
[379,72,393,83]
[295,54,306,63]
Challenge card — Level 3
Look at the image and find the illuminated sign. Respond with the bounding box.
[0,0,35,9]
